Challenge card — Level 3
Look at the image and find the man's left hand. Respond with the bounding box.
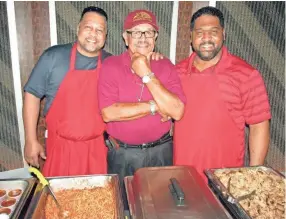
[161,115,171,122]
[157,109,171,122]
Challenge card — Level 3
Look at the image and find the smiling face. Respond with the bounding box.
[77,12,107,57]
[191,15,225,62]
[123,23,158,56]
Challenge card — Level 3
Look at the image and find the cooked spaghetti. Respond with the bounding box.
[45,183,116,219]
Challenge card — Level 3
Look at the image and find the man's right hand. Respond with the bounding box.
[131,52,152,78]
[24,140,46,168]
[158,111,171,122]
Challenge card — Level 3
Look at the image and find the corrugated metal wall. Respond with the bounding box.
[0,2,23,171]
[216,1,285,170]
[55,1,173,56]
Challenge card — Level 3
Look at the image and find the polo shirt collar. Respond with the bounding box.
[122,50,132,67]
[187,46,231,74]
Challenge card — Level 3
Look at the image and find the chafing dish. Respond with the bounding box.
[205,166,285,219]
[125,166,232,219]
[25,174,124,219]
[0,178,36,219]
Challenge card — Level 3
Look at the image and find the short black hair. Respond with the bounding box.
[80,6,108,21]
[190,6,224,30]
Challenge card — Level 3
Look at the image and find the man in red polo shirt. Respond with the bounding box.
[98,9,185,208]
[174,6,271,181]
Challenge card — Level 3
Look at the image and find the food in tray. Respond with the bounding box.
[45,181,116,219]
[8,189,22,198]
[1,198,16,208]
[0,188,23,217]
[0,207,11,215]
[214,168,285,219]
[0,180,31,219]
[0,190,5,199]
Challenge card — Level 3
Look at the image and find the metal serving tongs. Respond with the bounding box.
[28,167,70,218]
[226,177,256,204]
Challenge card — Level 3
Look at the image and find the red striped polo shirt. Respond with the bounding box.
[176,46,271,129]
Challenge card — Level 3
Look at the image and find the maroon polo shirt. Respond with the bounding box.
[98,51,186,144]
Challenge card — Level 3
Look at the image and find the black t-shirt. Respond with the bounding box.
[24,43,112,115]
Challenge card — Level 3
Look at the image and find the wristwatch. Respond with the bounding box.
[142,72,154,84]
[149,100,156,115]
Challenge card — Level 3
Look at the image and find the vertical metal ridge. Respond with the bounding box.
[6,0,26,167]
[49,1,58,46]
[170,1,179,64]
[209,0,216,7]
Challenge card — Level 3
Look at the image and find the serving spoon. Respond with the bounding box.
[226,177,256,204]
[28,167,70,218]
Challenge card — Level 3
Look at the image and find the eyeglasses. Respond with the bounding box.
[126,30,157,39]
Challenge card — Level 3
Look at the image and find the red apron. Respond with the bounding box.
[42,43,107,177]
[174,67,244,181]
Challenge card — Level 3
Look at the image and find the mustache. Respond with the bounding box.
[199,42,215,47]
[86,38,97,42]
[86,35,97,40]
[135,41,150,46]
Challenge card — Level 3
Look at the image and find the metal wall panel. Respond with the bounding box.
[55,1,173,57]
[0,2,23,171]
[216,1,285,170]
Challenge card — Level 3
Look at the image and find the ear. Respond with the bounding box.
[76,23,80,36]
[154,32,158,41]
[122,32,128,46]
[223,29,226,41]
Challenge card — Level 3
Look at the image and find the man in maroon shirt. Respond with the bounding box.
[174,6,271,181]
[98,9,185,209]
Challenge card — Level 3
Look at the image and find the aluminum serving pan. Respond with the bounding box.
[204,166,285,219]
[125,166,232,219]
[25,174,124,219]
[0,178,36,219]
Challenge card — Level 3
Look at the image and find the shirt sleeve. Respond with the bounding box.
[163,60,186,103]
[98,59,119,111]
[241,70,271,124]
[24,50,53,99]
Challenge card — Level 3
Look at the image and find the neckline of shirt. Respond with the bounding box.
[187,46,229,75]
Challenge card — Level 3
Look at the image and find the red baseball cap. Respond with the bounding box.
[124,9,159,31]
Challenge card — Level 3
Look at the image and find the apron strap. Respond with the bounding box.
[69,42,102,71]
[69,42,77,71]
[97,51,102,69]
